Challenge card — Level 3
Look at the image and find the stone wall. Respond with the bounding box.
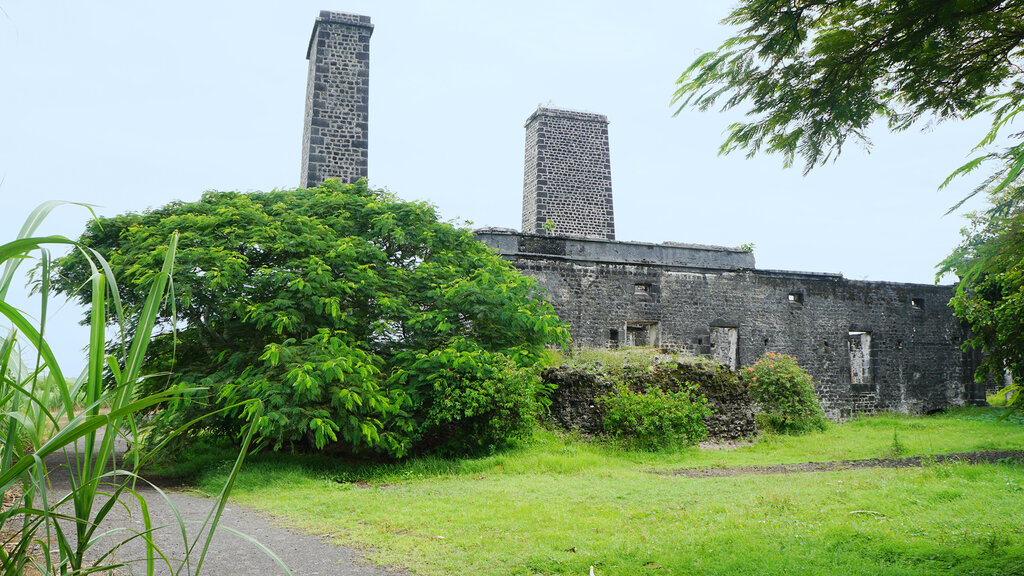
[477,228,754,270]
[522,108,615,240]
[479,231,985,420]
[544,362,757,441]
[544,368,610,436]
[300,11,373,188]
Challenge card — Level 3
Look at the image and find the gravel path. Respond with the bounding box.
[660,449,1024,478]
[45,437,411,576]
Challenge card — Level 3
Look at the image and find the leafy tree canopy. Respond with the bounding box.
[938,191,1024,386]
[674,0,1024,393]
[674,0,1024,175]
[53,181,569,457]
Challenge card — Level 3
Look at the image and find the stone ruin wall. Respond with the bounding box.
[543,364,758,441]
[478,231,985,420]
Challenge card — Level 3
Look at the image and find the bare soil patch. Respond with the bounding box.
[661,450,1024,478]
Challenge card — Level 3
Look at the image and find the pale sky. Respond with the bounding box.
[0,1,992,371]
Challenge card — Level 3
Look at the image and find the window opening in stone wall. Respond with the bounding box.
[710,326,738,370]
[788,292,804,305]
[626,322,658,347]
[609,328,620,348]
[911,297,924,310]
[633,283,656,302]
[848,331,872,386]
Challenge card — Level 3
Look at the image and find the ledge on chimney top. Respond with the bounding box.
[317,11,373,28]
[525,107,608,127]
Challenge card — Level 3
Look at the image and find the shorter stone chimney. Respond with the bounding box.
[522,108,615,240]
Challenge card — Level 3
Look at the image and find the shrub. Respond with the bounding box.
[744,352,827,434]
[53,181,570,457]
[389,338,553,455]
[599,383,711,449]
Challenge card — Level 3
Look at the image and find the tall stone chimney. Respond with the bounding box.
[300,11,373,188]
[522,108,615,240]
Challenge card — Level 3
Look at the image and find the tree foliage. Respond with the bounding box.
[673,0,1024,173]
[675,0,1024,399]
[53,181,569,457]
[938,194,1024,387]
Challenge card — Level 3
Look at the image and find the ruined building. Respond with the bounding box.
[299,10,986,419]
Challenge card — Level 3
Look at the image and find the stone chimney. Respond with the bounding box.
[300,11,373,188]
[522,108,615,240]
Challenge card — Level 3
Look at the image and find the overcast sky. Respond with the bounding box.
[0,1,992,371]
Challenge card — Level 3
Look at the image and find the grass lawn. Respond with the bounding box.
[195,408,1024,575]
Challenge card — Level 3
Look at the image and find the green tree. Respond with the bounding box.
[673,0,1024,398]
[53,181,569,457]
[938,193,1024,391]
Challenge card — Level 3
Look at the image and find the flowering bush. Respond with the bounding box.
[744,353,827,434]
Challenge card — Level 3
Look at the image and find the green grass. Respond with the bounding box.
[549,347,716,373]
[139,433,242,481]
[195,408,1024,575]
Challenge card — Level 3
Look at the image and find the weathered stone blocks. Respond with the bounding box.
[300,11,373,188]
[544,362,758,441]
[522,108,615,240]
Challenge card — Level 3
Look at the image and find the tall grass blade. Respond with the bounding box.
[81,266,106,489]
[1,207,279,575]
[0,300,72,418]
[0,222,88,301]
[122,232,178,394]
[191,402,282,575]
[0,391,182,487]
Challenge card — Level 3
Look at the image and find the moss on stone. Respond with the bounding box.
[544,351,757,440]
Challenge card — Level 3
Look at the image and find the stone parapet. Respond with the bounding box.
[475,229,755,270]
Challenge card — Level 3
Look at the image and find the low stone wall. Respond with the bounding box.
[544,361,757,441]
[545,368,612,436]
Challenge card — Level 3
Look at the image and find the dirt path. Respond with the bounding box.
[661,449,1024,478]
[43,437,410,576]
